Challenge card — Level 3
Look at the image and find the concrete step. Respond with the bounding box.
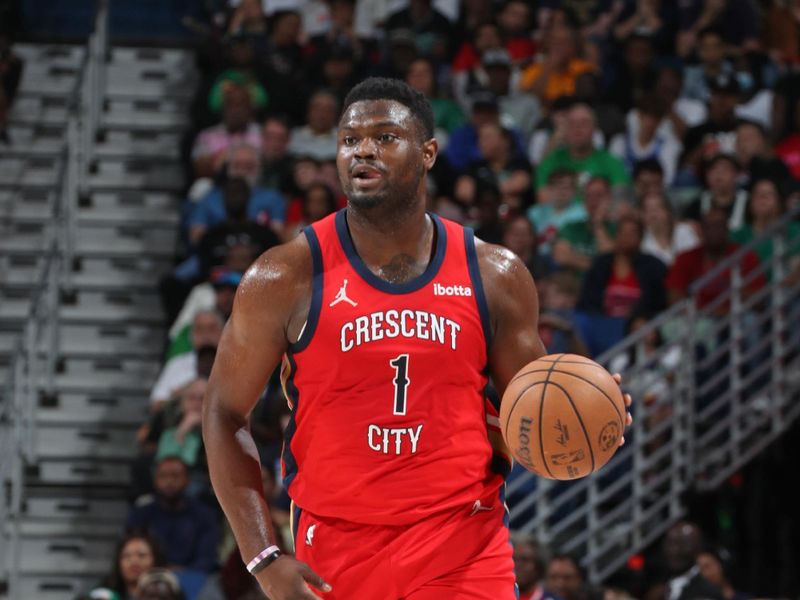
[12,535,115,574]
[13,574,98,600]
[29,458,132,487]
[35,424,138,460]
[37,392,149,427]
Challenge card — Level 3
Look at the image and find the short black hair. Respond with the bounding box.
[633,158,664,178]
[342,77,435,140]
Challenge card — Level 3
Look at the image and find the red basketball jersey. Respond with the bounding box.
[281,210,511,525]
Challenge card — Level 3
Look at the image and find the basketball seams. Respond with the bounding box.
[543,379,596,474]
[536,354,566,479]
[553,370,625,429]
[502,382,544,450]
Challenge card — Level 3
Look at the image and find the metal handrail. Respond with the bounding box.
[0,2,109,594]
[509,209,800,582]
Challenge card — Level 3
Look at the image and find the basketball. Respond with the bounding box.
[500,353,625,480]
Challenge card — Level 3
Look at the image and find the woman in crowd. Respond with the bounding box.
[731,177,800,282]
[88,533,165,600]
[640,192,699,266]
[578,214,667,319]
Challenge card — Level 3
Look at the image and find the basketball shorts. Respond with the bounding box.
[291,493,518,599]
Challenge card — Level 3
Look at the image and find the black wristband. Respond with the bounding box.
[250,550,282,575]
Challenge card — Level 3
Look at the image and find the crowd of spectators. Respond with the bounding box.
[82,0,800,598]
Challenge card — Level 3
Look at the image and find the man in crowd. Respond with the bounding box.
[288,90,340,161]
[536,102,631,193]
[127,456,218,574]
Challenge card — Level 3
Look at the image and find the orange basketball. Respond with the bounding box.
[499,353,625,480]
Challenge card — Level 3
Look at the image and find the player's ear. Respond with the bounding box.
[421,136,438,171]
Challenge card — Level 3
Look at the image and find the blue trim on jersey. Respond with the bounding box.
[464,228,493,350]
[500,485,520,600]
[292,503,302,551]
[289,226,324,353]
[334,209,447,295]
[281,353,301,490]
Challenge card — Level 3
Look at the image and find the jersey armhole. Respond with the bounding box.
[464,228,493,352]
[289,226,324,353]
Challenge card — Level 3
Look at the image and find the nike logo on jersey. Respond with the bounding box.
[305,523,317,546]
[470,500,494,516]
[433,283,472,297]
[330,279,358,307]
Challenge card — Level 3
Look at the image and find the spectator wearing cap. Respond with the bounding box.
[683,154,748,230]
[445,91,526,172]
[189,150,287,245]
[681,28,735,103]
[458,48,541,143]
[679,72,741,182]
[553,176,617,274]
[405,57,466,143]
[610,94,682,186]
[127,456,218,575]
[577,215,667,320]
[288,90,340,162]
[519,25,595,105]
[384,0,453,62]
[191,84,262,179]
[150,310,223,409]
[536,102,631,193]
[454,122,532,211]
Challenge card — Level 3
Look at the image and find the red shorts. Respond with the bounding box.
[291,495,517,599]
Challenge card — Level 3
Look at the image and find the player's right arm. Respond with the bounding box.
[202,235,331,600]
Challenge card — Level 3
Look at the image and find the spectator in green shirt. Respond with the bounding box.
[731,178,800,283]
[405,57,466,138]
[536,102,632,194]
[553,176,617,274]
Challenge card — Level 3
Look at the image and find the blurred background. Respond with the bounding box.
[0,0,799,599]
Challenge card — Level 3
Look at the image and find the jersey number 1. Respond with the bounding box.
[390,354,410,415]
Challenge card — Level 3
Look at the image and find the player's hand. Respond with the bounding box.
[611,373,633,447]
[255,555,332,600]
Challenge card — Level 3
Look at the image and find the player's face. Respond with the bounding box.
[337,99,437,210]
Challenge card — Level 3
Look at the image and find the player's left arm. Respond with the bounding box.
[477,241,632,437]
[476,241,548,397]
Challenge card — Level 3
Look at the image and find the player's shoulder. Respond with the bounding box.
[238,232,313,304]
[474,238,532,289]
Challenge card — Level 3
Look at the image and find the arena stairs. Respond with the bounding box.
[1,42,195,600]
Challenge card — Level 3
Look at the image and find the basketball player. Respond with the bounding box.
[203,78,632,600]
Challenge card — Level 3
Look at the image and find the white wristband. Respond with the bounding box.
[246,545,280,574]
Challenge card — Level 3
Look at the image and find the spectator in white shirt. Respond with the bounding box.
[288,89,340,161]
[641,192,699,267]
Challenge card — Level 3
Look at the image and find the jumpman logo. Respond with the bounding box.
[470,500,494,516]
[329,279,358,307]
